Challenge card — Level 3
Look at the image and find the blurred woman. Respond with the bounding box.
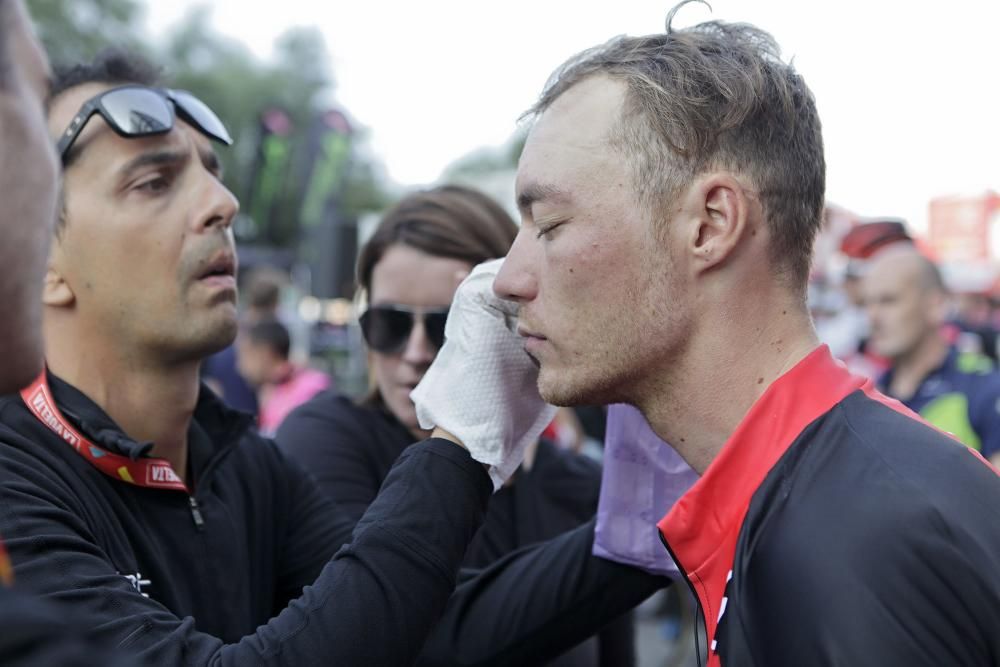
[277,184,635,667]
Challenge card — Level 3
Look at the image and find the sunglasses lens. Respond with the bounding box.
[360,308,414,354]
[425,312,448,349]
[170,90,233,145]
[100,88,173,136]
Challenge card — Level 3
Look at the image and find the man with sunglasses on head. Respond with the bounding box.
[0,47,662,666]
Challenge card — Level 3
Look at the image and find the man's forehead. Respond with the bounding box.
[517,77,628,201]
[47,82,115,142]
[869,250,923,280]
[865,256,917,294]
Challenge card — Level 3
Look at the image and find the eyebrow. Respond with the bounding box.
[117,149,188,182]
[516,182,570,215]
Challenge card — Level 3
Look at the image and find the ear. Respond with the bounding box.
[927,290,950,326]
[42,239,75,307]
[684,173,754,274]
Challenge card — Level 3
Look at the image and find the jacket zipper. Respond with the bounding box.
[182,417,246,533]
[659,529,707,667]
[188,496,205,531]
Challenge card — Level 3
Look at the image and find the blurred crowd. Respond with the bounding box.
[811,218,1000,465]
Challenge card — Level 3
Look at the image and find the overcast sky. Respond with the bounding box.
[145,1,999,232]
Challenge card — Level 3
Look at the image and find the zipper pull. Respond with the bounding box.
[188,496,205,531]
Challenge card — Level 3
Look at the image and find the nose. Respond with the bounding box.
[196,174,239,233]
[493,228,538,303]
[400,315,437,368]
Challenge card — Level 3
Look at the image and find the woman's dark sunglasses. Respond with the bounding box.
[359,304,449,355]
[56,84,233,164]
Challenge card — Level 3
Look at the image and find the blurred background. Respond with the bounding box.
[28,0,1000,397]
[28,2,1000,663]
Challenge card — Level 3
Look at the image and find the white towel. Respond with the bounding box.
[411,258,558,490]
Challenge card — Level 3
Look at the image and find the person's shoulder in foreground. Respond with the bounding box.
[0,373,493,666]
[276,390,415,519]
[722,385,1000,666]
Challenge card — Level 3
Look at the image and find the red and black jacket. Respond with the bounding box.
[658,346,1000,666]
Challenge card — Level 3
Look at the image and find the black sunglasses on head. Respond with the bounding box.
[359,304,449,355]
[56,84,233,164]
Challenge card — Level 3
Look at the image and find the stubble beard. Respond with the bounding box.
[536,325,646,408]
[151,301,239,366]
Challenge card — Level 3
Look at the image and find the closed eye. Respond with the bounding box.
[134,174,172,194]
[536,220,568,239]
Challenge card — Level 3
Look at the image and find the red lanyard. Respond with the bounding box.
[20,373,189,493]
[0,538,12,586]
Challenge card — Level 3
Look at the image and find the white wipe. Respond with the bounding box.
[411,258,558,491]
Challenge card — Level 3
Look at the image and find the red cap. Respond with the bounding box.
[839,219,912,259]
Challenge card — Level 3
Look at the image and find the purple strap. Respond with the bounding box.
[593,404,698,577]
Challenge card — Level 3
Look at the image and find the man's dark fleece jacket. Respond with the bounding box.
[0,372,663,666]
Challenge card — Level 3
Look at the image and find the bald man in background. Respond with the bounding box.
[865,247,1000,466]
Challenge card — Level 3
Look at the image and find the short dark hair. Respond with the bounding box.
[50,47,161,101]
[243,268,286,314]
[526,0,825,290]
[356,184,518,296]
[245,318,290,360]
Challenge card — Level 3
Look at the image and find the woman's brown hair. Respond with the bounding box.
[356,184,517,296]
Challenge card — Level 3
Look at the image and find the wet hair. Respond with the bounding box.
[356,184,518,295]
[244,318,290,360]
[526,0,825,291]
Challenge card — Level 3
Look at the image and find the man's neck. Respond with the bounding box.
[635,293,819,476]
[44,330,200,481]
[888,334,950,401]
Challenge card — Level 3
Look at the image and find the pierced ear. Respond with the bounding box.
[42,243,75,307]
[688,175,751,272]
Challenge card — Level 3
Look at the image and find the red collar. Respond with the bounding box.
[19,372,189,493]
[657,345,868,659]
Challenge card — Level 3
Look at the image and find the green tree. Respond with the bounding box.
[443,128,527,180]
[28,0,147,65]
[29,0,392,249]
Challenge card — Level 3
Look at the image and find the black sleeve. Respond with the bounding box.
[729,500,1000,667]
[271,453,356,609]
[0,584,136,667]
[0,436,491,667]
[279,404,662,666]
[418,519,668,667]
[597,611,636,667]
[276,395,384,526]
